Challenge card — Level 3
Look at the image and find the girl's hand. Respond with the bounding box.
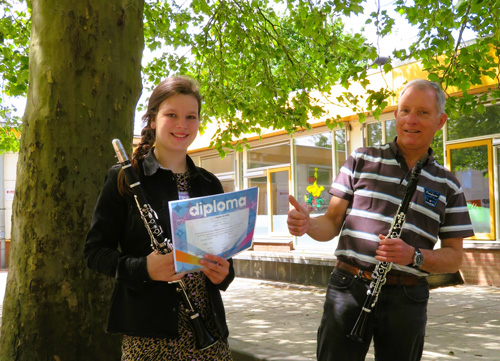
[199,254,230,285]
[147,252,186,282]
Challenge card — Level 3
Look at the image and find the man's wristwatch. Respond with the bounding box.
[413,247,424,267]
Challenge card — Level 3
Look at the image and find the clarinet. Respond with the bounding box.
[347,160,424,343]
[112,139,217,351]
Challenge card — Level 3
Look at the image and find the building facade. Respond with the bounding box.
[186,60,500,287]
[2,60,499,286]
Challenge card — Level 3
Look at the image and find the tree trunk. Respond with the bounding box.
[0,1,144,360]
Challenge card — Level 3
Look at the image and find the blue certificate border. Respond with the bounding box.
[169,187,258,272]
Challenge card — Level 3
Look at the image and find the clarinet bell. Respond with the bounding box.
[346,303,370,343]
[346,329,365,343]
[189,314,218,350]
[172,281,217,350]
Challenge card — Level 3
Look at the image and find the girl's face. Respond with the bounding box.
[151,93,200,154]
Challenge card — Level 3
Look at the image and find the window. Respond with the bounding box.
[247,143,290,169]
[246,168,290,237]
[447,104,500,141]
[365,120,445,164]
[334,129,348,174]
[497,145,500,240]
[365,120,395,146]
[444,104,500,241]
[248,176,268,236]
[294,133,333,215]
[365,122,382,146]
[270,168,291,234]
[294,132,339,249]
[447,139,496,240]
[245,143,291,238]
[201,153,236,193]
[431,129,444,165]
[219,179,235,193]
[385,120,396,142]
[201,153,234,174]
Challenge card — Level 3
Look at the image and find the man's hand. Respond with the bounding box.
[287,195,310,236]
[375,234,414,266]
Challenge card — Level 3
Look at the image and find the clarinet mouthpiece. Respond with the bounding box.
[112,138,128,164]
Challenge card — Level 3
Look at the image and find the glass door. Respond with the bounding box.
[497,145,500,241]
[269,167,290,234]
[248,176,268,236]
[447,139,495,240]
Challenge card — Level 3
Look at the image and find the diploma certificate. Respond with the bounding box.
[169,187,258,272]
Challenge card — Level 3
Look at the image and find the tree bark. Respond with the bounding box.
[0,1,144,360]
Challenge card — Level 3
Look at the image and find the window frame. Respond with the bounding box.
[446,138,496,241]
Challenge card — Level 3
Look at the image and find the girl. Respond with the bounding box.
[85,76,234,360]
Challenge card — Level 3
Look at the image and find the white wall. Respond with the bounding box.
[3,153,18,239]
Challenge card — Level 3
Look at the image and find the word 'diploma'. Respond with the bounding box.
[189,196,247,217]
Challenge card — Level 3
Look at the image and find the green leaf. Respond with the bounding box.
[3,0,499,155]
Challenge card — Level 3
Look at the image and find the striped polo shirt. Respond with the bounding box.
[330,139,474,277]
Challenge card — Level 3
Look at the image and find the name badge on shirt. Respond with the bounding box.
[424,187,440,207]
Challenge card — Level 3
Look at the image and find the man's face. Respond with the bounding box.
[394,86,447,155]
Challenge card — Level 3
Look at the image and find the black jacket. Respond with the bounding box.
[84,150,234,338]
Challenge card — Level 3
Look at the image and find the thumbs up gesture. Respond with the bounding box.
[287,195,310,236]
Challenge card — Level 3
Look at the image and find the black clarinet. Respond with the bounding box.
[347,160,424,343]
[112,138,217,350]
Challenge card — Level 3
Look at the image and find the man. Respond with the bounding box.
[287,79,474,361]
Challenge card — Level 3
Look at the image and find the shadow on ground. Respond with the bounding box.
[222,278,500,361]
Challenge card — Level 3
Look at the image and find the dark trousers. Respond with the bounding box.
[317,267,429,361]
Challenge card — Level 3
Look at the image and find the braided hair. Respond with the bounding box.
[117,76,202,196]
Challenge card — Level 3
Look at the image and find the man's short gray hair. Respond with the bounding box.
[399,79,447,115]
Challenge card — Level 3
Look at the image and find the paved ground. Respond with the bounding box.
[222,277,500,361]
[1,271,499,360]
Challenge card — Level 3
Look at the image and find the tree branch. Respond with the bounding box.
[442,1,472,93]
